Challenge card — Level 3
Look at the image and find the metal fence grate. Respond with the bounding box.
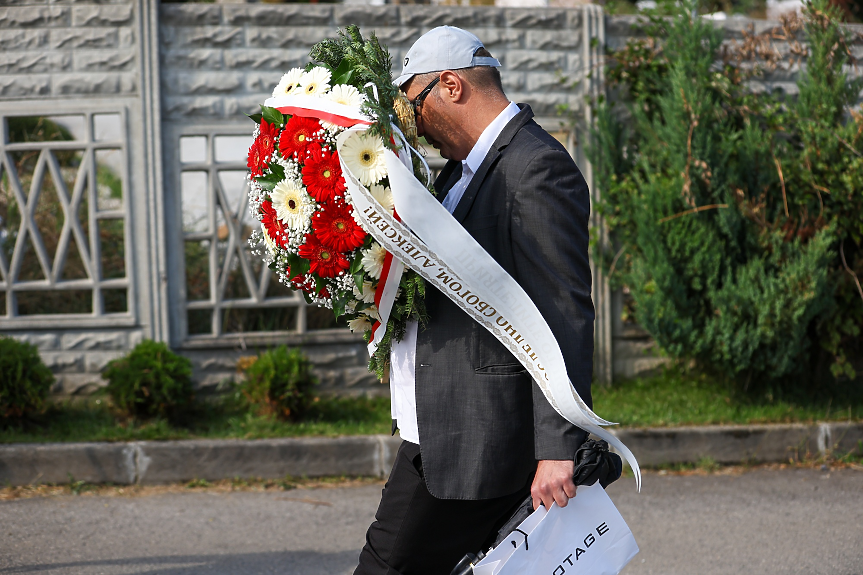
[175,126,331,341]
[0,111,134,329]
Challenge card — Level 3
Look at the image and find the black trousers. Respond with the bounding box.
[354,441,532,575]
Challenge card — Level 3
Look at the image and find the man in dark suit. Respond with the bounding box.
[354,26,595,575]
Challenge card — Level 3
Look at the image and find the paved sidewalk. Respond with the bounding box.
[1,467,862,575]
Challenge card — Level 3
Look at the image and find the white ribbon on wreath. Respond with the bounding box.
[336,125,642,491]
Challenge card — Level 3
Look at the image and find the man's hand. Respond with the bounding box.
[531,460,576,510]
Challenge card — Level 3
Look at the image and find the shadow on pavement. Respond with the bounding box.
[0,550,360,575]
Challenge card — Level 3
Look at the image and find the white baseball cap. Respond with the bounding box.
[393,26,501,88]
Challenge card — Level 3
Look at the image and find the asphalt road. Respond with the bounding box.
[1,467,861,575]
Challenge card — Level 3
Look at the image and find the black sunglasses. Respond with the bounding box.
[410,76,440,118]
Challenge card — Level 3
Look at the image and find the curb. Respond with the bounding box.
[0,435,403,487]
[1,423,861,487]
[612,422,863,466]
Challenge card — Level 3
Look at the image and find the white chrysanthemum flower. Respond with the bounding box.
[299,66,331,97]
[348,316,372,334]
[272,68,304,98]
[369,184,395,214]
[271,179,315,230]
[261,222,277,256]
[361,242,387,280]
[342,133,387,186]
[353,280,377,304]
[327,84,365,108]
[362,305,382,323]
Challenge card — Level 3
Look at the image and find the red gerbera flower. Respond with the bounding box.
[312,201,367,253]
[247,140,268,178]
[259,200,288,248]
[256,119,278,158]
[302,149,346,203]
[297,233,349,278]
[279,116,321,160]
[288,272,329,298]
[288,269,313,292]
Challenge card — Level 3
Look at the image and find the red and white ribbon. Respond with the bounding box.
[368,220,404,349]
[264,95,373,128]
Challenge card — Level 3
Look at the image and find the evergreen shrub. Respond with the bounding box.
[239,346,317,420]
[592,0,863,389]
[0,337,54,420]
[102,340,194,419]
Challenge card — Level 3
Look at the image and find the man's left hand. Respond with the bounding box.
[531,460,576,510]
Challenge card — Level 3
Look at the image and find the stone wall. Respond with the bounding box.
[0,0,165,397]
[180,332,383,397]
[158,3,597,122]
[12,330,145,396]
[0,2,138,100]
[155,2,606,394]
[2,2,860,396]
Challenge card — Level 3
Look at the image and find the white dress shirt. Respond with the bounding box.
[389,102,521,445]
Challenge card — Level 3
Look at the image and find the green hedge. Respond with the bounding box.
[0,337,54,420]
[240,346,318,420]
[102,340,194,419]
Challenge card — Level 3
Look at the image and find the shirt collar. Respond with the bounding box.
[463,101,520,175]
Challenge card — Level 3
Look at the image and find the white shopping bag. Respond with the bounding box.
[473,482,638,575]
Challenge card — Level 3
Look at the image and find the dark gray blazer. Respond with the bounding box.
[414,104,595,500]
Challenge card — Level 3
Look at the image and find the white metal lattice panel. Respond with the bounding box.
[0,106,136,329]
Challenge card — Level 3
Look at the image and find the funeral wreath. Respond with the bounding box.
[246,27,429,378]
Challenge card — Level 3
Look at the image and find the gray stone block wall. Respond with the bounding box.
[10,329,145,396]
[0,1,138,100]
[149,4,602,397]
[158,4,592,120]
[180,334,382,397]
[0,0,148,397]
[8,330,380,399]
[3,3,861,394]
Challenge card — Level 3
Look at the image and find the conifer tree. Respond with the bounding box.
[592,0,863,388]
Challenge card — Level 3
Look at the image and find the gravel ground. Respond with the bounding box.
[1,467,861,574]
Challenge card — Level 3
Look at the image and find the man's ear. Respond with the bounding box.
[439,70,464,103]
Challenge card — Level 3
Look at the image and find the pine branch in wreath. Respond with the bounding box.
[310,25,401,149]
